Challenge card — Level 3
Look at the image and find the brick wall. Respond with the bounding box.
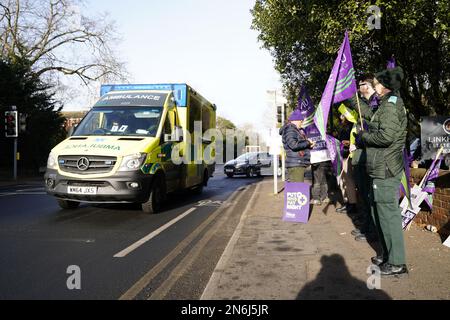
[410,168,450,238]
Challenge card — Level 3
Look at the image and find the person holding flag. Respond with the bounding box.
[279,88,316,183]
[354,66,409,277]
[342,74,380,242]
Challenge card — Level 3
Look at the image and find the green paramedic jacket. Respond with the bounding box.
[359,92,407,179]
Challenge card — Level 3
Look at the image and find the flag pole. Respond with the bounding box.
[355,93,364,130]
[419,146,444,188]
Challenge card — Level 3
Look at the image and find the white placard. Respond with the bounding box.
[400,184,428,214]
[310,149,331,164]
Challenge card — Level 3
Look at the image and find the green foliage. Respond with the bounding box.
[251,0,450,125]
[216,116,237,133]
[0,58,66,174]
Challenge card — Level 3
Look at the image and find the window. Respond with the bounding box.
[73,106,163,137]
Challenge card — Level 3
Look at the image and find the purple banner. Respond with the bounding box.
[305,124,327,151]
[283,182,311,224]
[326,135,343,176]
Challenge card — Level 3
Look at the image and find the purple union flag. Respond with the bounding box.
[283,182,311,224]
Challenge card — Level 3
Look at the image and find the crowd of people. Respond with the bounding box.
[280,66,409,278]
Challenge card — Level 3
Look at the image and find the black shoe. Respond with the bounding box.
[380,263,408,277]
[336,205,348,213]
[371,256,385,266]
[351,228,362,236]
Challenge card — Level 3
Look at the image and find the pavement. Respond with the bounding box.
[201,178,450,300]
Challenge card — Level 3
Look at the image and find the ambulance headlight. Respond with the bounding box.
[119,153,147,171]
[47,153,58,169]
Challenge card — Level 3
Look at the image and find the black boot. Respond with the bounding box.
[380,263,408,277]
[371,256,385,266]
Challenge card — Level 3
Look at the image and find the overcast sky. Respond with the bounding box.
[80,0,282,130]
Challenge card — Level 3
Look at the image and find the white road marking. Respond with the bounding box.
[0,193,15,197]
[16,188,45,192]
[113,207,197,258]
[0,192,46,197]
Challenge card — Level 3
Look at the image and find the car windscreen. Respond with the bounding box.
[73,106,163,137]
[236,153,258,161]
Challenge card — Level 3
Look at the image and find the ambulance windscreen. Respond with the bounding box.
[73,106,163,137]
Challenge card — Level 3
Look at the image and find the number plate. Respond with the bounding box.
[68,186,97,195]
[225,169,234,173]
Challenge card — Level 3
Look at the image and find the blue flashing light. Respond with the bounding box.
[100,84,188,107]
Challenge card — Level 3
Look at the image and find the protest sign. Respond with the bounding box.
[421,116,450,160]
[283,182,311,224]
[306,125,331,164]
[400,185,428,229]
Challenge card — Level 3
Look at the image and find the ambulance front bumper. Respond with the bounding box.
[44,169,153,203]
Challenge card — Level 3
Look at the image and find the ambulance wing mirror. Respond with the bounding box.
[173,126,184,142]
[165,126,183,142]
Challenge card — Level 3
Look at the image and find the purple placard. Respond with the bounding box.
[283,182,311,224]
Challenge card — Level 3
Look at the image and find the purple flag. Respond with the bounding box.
[297,85,315,128]
[387,56,396,69]
[399,148,412,208]
[425,156,442,183]
[283,182,311,224]
[421,156,442,210]
[314,31,357,139]
[326,135,343,176]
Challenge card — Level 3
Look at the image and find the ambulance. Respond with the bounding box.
[45,84,216,213]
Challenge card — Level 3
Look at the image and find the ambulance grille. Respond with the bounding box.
[58,155,117,174]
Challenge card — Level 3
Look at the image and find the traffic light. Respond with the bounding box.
[5,111,18,138]
[19,113,28,132]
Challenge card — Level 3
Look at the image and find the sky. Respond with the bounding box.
[79,0,282,131]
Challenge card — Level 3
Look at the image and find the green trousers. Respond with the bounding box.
[287,167,305,182]
[370,172,406,265]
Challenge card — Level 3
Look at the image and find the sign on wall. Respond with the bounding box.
[421,116,450,160]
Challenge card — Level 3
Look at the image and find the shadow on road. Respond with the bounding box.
[296,254,392,300]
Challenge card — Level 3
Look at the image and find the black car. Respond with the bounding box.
[224,152,275,178]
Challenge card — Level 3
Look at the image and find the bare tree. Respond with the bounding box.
[0,0,127,85]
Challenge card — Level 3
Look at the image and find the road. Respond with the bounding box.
[0,166,266,300]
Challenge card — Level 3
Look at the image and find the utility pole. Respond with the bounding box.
[274,91,278,194]
[281,103,286,182]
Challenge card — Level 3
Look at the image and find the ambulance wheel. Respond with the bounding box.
[57,199,80,210]
[191,184,204,195]
[202,169,209,186]
[142,177,164,214]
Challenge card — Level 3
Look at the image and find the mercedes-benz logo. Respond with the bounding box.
[77,157,90,171]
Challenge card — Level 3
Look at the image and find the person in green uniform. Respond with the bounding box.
[354,66,408,277]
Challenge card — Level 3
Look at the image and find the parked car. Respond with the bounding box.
[224,152,280,178]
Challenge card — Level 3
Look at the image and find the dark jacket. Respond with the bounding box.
[279,123,311,168]
[360,92,407,179]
